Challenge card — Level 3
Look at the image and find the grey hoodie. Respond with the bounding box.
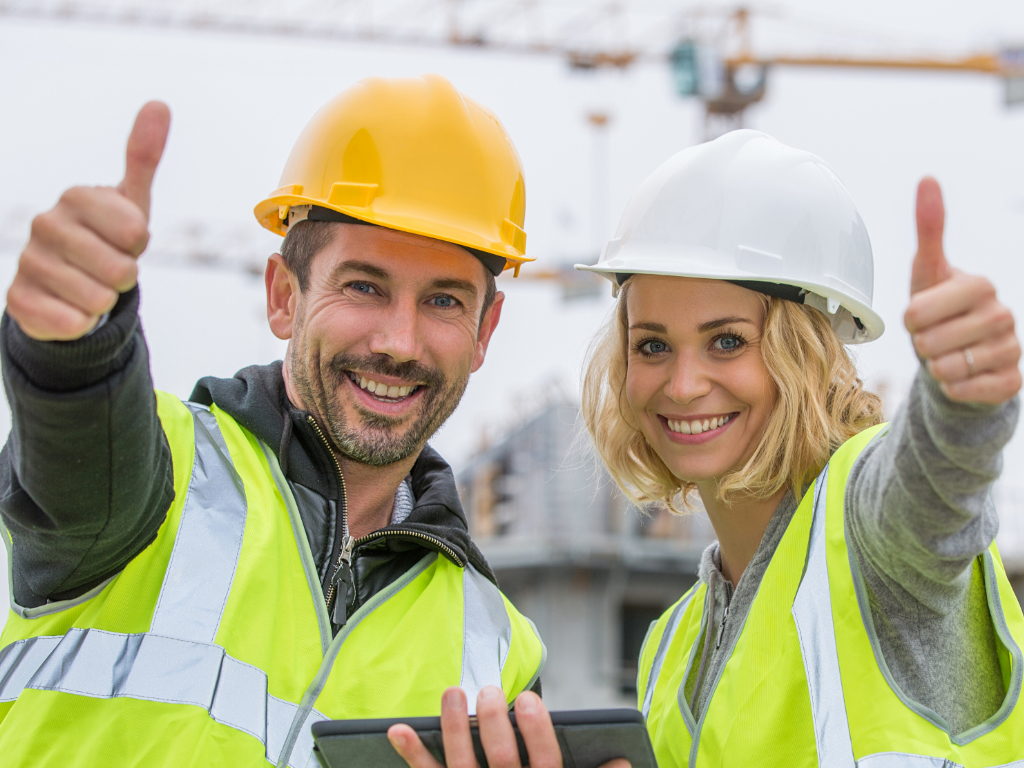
[683,368,1017,737]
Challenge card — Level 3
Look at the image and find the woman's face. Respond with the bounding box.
[625,275,778,485]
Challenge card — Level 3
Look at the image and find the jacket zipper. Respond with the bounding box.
[715,580,734,650]
[306,416,465,629]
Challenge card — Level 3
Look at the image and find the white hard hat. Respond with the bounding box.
[576,130,884,343]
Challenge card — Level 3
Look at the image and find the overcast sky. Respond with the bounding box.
[2,1,1024,601]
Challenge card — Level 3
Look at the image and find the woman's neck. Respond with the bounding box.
[696,481,789,585]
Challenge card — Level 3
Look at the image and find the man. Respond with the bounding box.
[0,74,544,767]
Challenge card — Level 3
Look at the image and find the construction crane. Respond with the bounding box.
[2,2,1022,133]
[1,1,1021,290]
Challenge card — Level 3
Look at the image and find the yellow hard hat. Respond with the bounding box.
[254,74,531,276]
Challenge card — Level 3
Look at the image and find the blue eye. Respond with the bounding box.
[432,296,456,308]
[714,335,743,351]
[641,340,669,355]
[352,283,374,294]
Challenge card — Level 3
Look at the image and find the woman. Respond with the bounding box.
[390,131,1024,767]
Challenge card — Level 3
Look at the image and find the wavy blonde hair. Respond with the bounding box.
[580,281,884,510]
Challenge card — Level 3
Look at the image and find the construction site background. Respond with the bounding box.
[1,0,1023,708]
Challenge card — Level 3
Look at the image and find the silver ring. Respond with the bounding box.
[964,347,978,378]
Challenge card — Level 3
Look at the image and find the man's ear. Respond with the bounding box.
[266,254,300,340]
[471,291,504,373]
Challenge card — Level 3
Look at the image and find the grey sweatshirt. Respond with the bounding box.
[683,368,1016,737]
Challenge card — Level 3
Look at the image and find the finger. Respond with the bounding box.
[513,693,561,768]
[476,686,521,768]
[17,242,120,319]
[598,762,632,768]
[31,207,140,292]
[388,725,445,768]
[910,177,950,295]
[928,335,1021,384]
[911,299,1013,360]
[116,101,171,219]
[48,186,151,258]
[440,688,480,768]
[6,272,99,341]
[904,270,991,334]
[941,367,1022,406]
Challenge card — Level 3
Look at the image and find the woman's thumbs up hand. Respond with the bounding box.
[6,102,170,341]
[903,177,1021,405]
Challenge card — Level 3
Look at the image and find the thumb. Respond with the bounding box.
[910,176,950,295]
[116,101,171,219]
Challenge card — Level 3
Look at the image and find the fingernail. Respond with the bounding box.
[516,693,537,714]
[479,685,502,701]
[388,731,407,750]
[443,688,461,710]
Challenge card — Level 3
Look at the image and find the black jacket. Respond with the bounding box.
[0,287,495,623]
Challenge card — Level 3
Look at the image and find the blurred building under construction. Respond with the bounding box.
[456,401,716,708]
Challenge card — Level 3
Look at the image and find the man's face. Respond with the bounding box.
[270,224,502,466]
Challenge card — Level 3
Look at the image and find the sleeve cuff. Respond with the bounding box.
[2,288,141,393]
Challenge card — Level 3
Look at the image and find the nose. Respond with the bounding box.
[368,297,423,363]
[665,352,713,405]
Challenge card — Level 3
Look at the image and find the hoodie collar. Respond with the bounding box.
[189,362,493,579]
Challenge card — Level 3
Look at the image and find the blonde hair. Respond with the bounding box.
[580,281,884,511]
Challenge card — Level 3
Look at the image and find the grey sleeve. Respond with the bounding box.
[0,288,174,607]
[846,366,1018,615]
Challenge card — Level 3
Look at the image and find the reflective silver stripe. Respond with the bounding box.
[856,755,957,767]
[285,706,330,768]
[642,587,697,719]
[0,625,312,763]
[460,565,512,714]
[0,635,61,702]
[150,404,247,644]
[791,466,857,768]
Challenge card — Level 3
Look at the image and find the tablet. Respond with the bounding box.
[311,708,656,768]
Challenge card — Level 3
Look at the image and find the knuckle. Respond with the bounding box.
[104,257,138,289]
[118,218,149,253]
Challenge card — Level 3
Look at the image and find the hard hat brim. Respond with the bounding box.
[575,257,885,344]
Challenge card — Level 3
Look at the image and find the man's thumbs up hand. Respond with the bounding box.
[117,101,170,221]
[903,177,1021,405]
[7,102,171,341]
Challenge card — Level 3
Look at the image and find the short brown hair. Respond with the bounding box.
[280,220,497,323]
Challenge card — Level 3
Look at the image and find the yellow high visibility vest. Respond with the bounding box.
[0,393,545,767]
[638,425,1024,767]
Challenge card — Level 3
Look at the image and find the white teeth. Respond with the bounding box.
[667,415,733,435]
[352,374,416,399]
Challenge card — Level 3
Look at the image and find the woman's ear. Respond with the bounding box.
[266,253,299,340]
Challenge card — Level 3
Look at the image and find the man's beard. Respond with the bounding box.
[291,346,469,467]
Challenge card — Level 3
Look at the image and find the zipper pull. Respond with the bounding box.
[715,604,729,650]
[331,535,355,627]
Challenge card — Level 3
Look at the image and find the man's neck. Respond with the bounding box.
[337,452,420,539]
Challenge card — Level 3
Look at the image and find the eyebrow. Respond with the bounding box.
[629,317,754,334]
[330,261,391,281]
[697,316,754,333]
[430,277,478,299]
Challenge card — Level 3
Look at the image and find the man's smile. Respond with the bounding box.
[345,370,425,407]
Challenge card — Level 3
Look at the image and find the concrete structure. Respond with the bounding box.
[456,402,715,709]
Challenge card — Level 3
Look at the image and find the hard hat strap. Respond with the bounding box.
[289,205,507,277]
